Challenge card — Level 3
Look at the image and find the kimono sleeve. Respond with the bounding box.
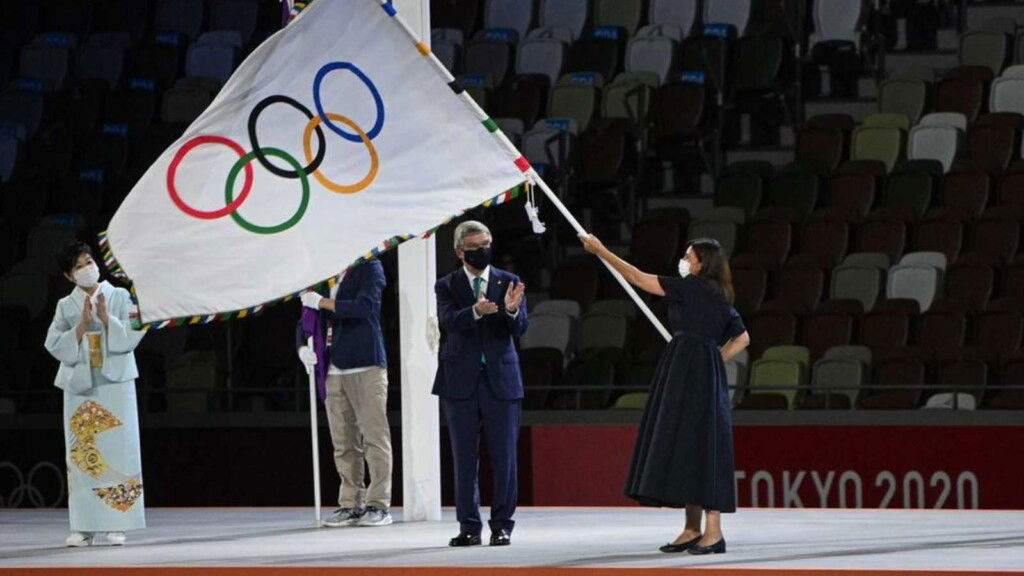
[44,303,84,366]
[105,290,145,354]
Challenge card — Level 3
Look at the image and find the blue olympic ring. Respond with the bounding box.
[313,62,385,143]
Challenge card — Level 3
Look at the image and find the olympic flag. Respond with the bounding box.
[102,0,529,327]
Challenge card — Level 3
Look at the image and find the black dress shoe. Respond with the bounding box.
[659,534,702,553]
[449,533,482,547]
[489,529,511,546]
[688,539,726,555]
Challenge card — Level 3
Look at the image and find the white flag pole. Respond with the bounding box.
[375,0,671,343]
[528,174,673,343]
[306,336,322,527]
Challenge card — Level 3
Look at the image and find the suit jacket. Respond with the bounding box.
[295,259,387,369]
[432,266,529,400]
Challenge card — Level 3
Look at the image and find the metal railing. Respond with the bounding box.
[1,382,1021,415]
[518,382,1024,411]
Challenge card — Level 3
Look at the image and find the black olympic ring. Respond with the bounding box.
[247,94,327,179]
[0,461,66,508]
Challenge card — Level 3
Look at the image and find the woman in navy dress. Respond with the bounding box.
[581,234,750,556]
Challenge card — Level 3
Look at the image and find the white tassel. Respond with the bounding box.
[523,181,547,234]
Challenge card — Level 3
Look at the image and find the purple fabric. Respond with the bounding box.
[302,307,328,402]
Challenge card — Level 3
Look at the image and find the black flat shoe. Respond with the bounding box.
[688,539,726,555]
[449,532,482,547]
[489,529,511,546]
[659,534,702,553]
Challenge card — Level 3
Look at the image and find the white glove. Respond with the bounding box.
[426,315,440,353]
[298,345,318,367]
[300,291,323,310]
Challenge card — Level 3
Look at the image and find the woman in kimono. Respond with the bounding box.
[44,242,146,547]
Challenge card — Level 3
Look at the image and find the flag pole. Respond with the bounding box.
[378,0,670,343]
[527,173,673,343]
[306,337,322,527]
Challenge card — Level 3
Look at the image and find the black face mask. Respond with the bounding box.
[463,246,492,270]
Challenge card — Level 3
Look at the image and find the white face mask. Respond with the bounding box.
[678,259,691,278]
[73,263,100,289]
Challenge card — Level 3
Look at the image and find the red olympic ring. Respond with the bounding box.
[167,135,254,220]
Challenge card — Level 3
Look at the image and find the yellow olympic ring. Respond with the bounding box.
[303,113,379,194]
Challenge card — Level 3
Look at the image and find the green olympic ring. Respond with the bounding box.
[224,147,310,235]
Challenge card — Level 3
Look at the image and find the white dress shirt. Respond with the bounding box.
[465,265,520,320]
[326,272,373,377]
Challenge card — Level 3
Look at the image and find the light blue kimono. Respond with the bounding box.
[44,281,146,533]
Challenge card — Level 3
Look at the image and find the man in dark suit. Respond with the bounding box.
[296,258,392,528]
[433,220,528,547]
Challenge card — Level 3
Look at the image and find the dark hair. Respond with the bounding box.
[56,241,94,275]
[687,238,735,304]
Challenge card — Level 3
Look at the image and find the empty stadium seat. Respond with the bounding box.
[536,0,590,42]
[858,355,925,409]
[154,0,203,41]
[913,218,963,263]
[549,73,602,131]
[990,74,1024,115]
[208,0,260,46]
[960,31,1009,76]
[831,262,884,312]
[484,0,534,40]
[852,125,904,172]
[802,308,856,361]
[796,219,850,267]
[517,36,567,88]
[939,169,991,219]
[854,220,906,264]
[804,356,862,409]
[647,0,700,37]
[464,32,515,85]
[886,262,941,313]
[747,311,797,361]
[879,79,929,125]
[593,0,643,38]
[967,124,1016,175]
[186,42,236,87]
[946,261,995,312]
[934,76,985,124]
[908,123,962,173]
[704,0,752,36]
[625,36,676,84]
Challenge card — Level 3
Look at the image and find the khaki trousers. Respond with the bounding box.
[324,368,392,510]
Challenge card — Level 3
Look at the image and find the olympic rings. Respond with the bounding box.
[0,461,66,508]
[167,136,254,220]
[225,147,310,234]
[165,60,386,235]
[303,113,379,194]
[313,62,385,142]
[248,95,327,179]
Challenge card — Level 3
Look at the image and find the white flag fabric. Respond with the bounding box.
[102,0,528,327]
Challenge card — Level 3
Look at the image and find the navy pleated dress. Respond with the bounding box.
[624,275,746,512]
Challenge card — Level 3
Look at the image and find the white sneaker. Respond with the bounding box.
[66,532,94,547]
[358,506,393,527]
[105,532,126,546]
[322,507,364,527]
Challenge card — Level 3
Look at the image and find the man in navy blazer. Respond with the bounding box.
[296,258,393,528]
[434,220,528,547]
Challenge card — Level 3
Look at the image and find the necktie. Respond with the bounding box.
[473,276,486,365]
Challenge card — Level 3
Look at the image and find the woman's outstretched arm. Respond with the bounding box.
[579,233,665,297]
